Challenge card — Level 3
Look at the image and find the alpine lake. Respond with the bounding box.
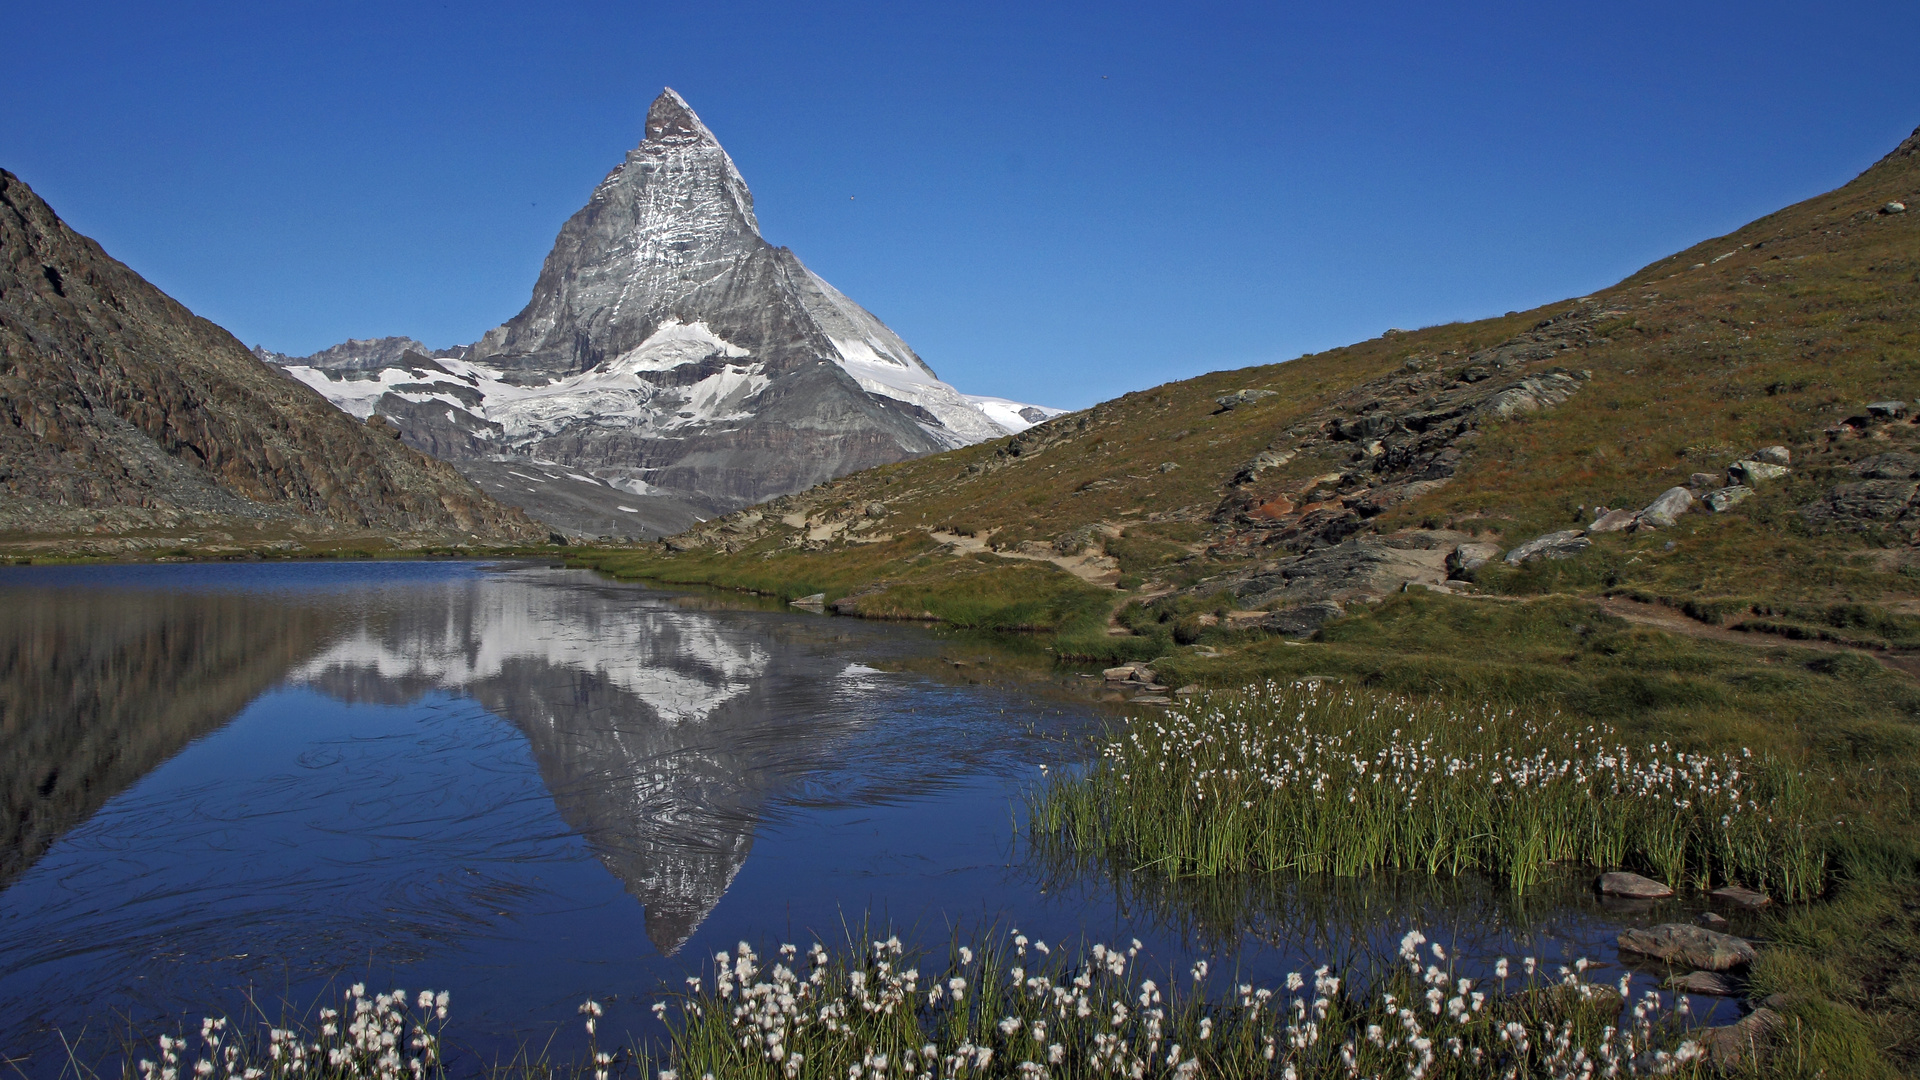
[0,561,1741,1070]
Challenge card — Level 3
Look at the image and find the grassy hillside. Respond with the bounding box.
[579,125,1920,641]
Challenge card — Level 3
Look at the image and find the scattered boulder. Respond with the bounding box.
[1157,461,1180,473]
[1103,663,1164,690]
[1504,530,1591,565]
[1728,460,1790,485]
[1696,911,1730,931]
[1588,508,1638,534]
[1688,471,1723,489]
[1753,445,1791,466]
[1886,201,1909,214]
[1698,1007,1783,1069]
[1447,541,1503,576]
[1616,923,1757,971]
[1214,389,1277,411]
[1665,971,1737,995]
[1263,600,1347,637]
[1710,885,1772,910]
[1866,400,1908,420]
[1597,871,1674,899]
[864,502,888,518]
[1704,486,1753,513]
[790,593,826,608]
[1637,486,1694,528]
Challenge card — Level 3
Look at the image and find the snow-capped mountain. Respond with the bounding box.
[266,89,1057,539]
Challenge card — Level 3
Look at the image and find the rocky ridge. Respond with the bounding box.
[0,170,542,548]
[271,89,1057,540]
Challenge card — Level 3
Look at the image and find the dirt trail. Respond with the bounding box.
[1594,595,1920,680]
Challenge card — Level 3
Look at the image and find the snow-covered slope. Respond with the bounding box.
[268,89,1053,538]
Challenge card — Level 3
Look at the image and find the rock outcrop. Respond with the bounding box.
[272,89,1056,538]
[0,170,541,543]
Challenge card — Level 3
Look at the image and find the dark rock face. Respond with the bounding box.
[0,170,541,542]
[273,89,1040,538]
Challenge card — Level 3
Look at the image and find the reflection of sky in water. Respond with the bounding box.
[0,563,1744,1068]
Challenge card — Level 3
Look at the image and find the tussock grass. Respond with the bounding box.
[1030,682,1830,899]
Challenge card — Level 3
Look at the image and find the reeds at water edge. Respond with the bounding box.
[1029,681,1830,901]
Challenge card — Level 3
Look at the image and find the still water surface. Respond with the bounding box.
[0,561,1721,1067]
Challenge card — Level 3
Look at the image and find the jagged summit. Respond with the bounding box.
[275,88,1057,538]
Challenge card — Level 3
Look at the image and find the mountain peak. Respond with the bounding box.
[646,87,713,144]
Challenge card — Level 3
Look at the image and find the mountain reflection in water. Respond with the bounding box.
[289,574,875,953]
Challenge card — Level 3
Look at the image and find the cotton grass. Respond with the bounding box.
[1030,681,1828,899]
[647,928,1709,1079]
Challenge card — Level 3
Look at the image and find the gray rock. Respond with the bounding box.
[1504,530,1591,565]
[1262,600,1347,637]
[1753,445,1791,466]
[1588,508,1638,533]
[1886,201,1909,214]
[1851,451,1920,480]
[1447,541,1504,576]
[1688,472,1723,489]
[1214,389,1277,411]
[1704,485,1753,512]
[1597,871,1674,899]
[1225,533,1462,606]
[1232,449,1295,482]
[1728,460,1790,485]
[1696,911,1730,931]
[1803,480,1920,523]
[1157,461,1180,473]
[1710,884,1771,909]
[1638,486,1694,528]
[864,502,888,518]
[1616,923,1757,971]
[1665,970,1737,996]
[789,593,826,607]
[1866,400,1909,419]
[1699,1007,1782,1069]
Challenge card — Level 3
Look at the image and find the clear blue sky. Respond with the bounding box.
[5,2,1917,410]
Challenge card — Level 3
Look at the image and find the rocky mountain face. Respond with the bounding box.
[272,89,1054,540]
[0,170,542,548]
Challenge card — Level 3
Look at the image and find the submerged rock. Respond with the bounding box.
[1617,923,1757,971]
[1665,970,1737,995]
[1710,884,1772,909]
[1597,871,1674,899]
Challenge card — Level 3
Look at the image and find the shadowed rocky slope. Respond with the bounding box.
[0,170,543,546]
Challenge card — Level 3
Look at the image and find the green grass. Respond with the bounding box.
[1029,681,1829,898]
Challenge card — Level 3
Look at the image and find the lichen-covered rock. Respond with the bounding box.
[1504,530,1591,565]
[1753,445,1791,465]
[1638,486,1694,527]
[1728,460,1790,485]
[1852,451,1920,480]
[1705,485,1753,512]
[1588,508,1638,533]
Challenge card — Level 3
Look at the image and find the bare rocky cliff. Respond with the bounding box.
[0,169,543,546]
